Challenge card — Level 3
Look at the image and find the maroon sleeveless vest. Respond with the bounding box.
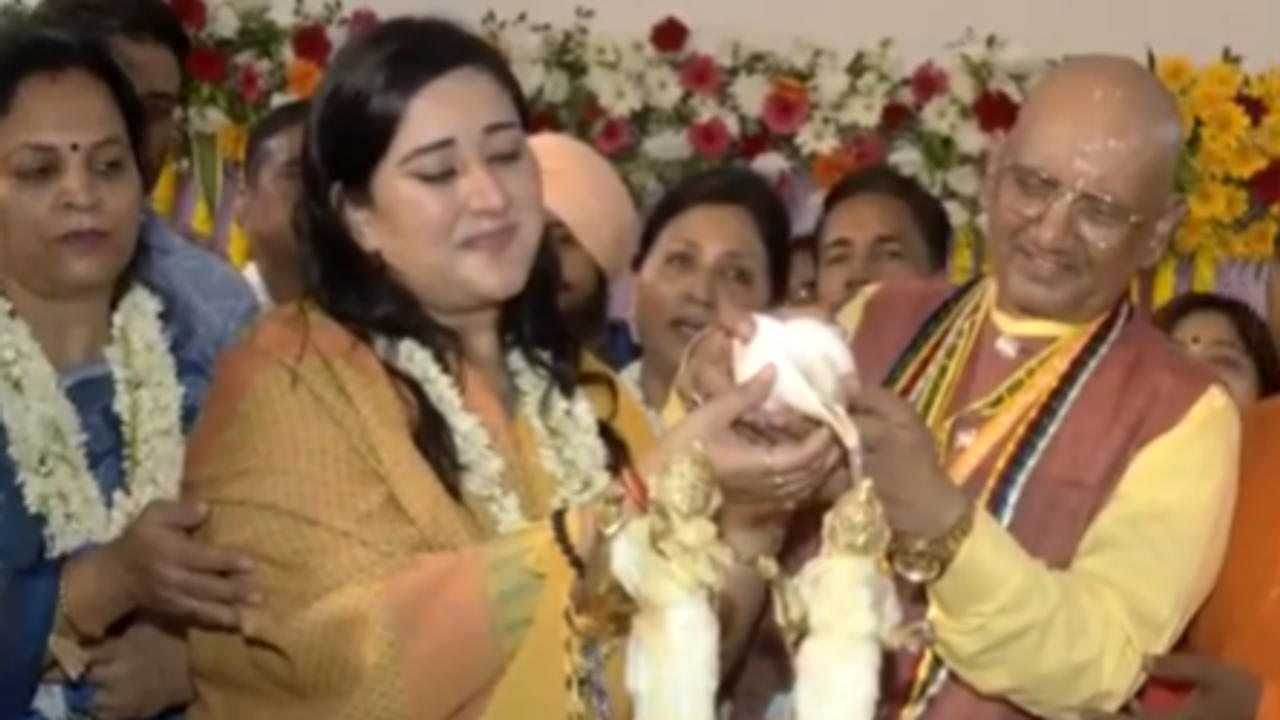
[726,280,1217,720]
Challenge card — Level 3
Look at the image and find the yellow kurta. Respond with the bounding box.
[836,285,1239,717]
[184,306,654,720]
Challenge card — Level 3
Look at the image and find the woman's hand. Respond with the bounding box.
[98,499,259,629]
[648,367,843,510]
[87,620,191,720]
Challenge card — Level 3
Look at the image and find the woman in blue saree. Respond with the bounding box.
[0,25,257,720]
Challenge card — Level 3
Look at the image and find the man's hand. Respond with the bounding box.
[87,620,193,719]
[1085,654,1261,720]
[844,381,968,539]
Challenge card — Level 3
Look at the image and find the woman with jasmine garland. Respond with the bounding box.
[183,17,842,720]
[0,24,258,720]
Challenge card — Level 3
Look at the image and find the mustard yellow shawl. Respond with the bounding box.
[184,307,654,720]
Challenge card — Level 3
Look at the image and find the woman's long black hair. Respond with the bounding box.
[298,17,626,499]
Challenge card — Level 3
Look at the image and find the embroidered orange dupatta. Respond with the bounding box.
[184,307,653,720]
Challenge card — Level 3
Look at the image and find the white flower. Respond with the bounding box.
[750,151,792,181]
[711,38,741,66]
[812,65,850,107]
[954,120,987,156]
[386,341,611,533]
[920,97,962,135]
[226,0,270,13]
[796,120,841,156]
[643,66,684,111]
[189,106,228,134]
[836,94,886,128]
[587,67,643,117]
[642,130,693,161]
[618,39,652,74]
[207,4,240,38]
[730,72,771,116]
[989,73,1026,100]
[0,286,184,557]
[944,199,972,227]
[947,60,978,104]
[542,69,571,104]
[945,165,982,197]
[512,60,547,98]
[690,97,741,138]
[888,142,927,179]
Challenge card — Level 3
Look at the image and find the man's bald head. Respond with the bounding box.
[983,54,1188,324]
[1010,55,1183,201]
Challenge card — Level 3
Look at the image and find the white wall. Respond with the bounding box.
[359,0,1278,66]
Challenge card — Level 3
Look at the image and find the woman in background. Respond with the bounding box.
[530,132,640,368]
[184,18,838,720]
[625,167,792,426]
[0,24,255,720]
[1154,292,1280,407]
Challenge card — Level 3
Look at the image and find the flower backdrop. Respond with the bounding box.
[3,0,1277,307]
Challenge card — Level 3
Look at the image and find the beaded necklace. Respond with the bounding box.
[885,281,1134,720]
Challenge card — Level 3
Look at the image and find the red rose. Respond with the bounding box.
[762,83,809,136]
[1252,161,1280,208]
[879,101,914,134]
[739,132,768,159]
[1237,94,1267,126]
[972,90,1020,133]
[679,54,722,96]
[846,133,887,168]
[236,63,264,104]
[594,117,633,156]
[291,23,332,65]
[168,0,206,33]
[530,106,561,132]
[688,117,732,159]
[347,8,379,34]
[649,15,690,54]
[910,62,949,106]
[186,45,227,84]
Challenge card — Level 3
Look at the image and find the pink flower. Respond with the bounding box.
[348,8,379,34]
[761,81,810,136]
[688,117,732,158]
[679,54,723,96]
[649,15,690,54]
[236,63,264,104]
[910,62,949,106]
[593,117,633,156]
[846,133,887,168]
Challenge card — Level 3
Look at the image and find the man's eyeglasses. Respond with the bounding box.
[997,163,1145,249]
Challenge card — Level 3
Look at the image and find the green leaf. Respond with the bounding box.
[189,132,222,220]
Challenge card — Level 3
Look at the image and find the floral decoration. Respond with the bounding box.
[1,1,1275,271]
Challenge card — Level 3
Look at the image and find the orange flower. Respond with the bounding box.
[812,148,857,189]
[288,58,323,99]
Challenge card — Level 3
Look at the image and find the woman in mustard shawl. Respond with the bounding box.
[183,17,841,720]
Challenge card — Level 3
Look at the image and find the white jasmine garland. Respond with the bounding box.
[386,338,610,533]
[0,286,185,558]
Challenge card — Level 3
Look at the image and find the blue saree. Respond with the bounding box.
[0,214,256,720]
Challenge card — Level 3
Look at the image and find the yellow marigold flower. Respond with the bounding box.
[1198,100,1249,142]
[1174,218,1211,254]
[1191,62,1244,105]
[1187,181,1245,223]
[1261,111,1280,156]
[1249,68,1280,105]
[1195,142,1234,179]
[1244,218,1280,260]
[1156,55,1196,93]
[216,122,247,164]
[1177,100,1197,141]
[1223,138,1269,179]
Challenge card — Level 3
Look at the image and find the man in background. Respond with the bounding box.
[37,0,259,347]
[237,101,308,309]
